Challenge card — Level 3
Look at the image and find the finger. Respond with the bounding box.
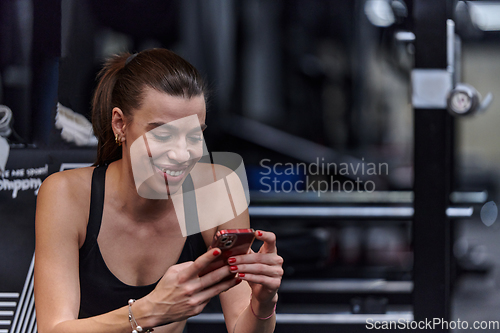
[197,264,234,290]
[227,253,283,266]
[255,230,277,253]
[229,263,283,278]
[179,248,222,281]
[236,273,281,291]
[194,276,242,304]
[162,261,193,277]
[192,298,212,318]
[174,261,194,270]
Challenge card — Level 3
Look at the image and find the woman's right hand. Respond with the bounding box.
[145,248,240,326]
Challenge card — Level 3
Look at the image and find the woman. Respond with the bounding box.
[34,48,283,333]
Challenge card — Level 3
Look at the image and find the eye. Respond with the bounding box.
[188,134,203,143]
[151,132,172,142]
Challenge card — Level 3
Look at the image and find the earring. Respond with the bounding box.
[115,134,122,146]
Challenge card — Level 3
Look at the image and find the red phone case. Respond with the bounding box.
[199,229,255,277]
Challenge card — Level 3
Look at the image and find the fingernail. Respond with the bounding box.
[228,257,236,264]
[213,249,220,256]
[258,231,263,237]
[235,278,242,284]
[230,265,238,271]
[238,273,245,278]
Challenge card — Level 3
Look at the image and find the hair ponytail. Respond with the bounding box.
[91,49,206,166]
[91,53,130,166]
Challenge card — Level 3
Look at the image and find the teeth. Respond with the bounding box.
[161,168,184,177]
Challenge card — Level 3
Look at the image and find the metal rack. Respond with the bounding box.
[248,205,473,219]
[412,0,456,326]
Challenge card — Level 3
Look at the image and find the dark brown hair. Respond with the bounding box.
[91,48,207,166]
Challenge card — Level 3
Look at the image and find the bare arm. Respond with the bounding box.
[217,211,282,333]
[34,171,144,333]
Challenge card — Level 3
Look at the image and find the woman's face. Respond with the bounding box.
[125,88,207,198]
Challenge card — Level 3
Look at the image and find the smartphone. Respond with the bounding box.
[199,229,255,277]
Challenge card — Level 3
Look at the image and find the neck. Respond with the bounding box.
[109,159,176,223]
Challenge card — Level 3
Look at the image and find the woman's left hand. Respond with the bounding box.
[227,230,283,304]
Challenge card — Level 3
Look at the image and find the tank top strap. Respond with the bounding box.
[80,164,108,254]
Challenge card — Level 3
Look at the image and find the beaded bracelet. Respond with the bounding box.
[249,295,277,320]
[128,299,153,333]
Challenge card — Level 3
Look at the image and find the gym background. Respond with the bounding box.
[1,0,500,332]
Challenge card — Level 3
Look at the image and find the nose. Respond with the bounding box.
[166,140,191,163]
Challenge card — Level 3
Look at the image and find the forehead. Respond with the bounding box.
[133,88,206,125]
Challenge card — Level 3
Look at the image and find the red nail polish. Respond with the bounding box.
[258,231,263,237]
[228,257,236,264]
[235,278,242,284]
[230,265,238,271]
[238,273,245,278]
[213,249,220,256]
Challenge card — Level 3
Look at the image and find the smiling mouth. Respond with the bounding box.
[162,168,184,176]
[154,165,189,179]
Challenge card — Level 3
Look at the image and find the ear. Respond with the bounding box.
[111,107,127,144]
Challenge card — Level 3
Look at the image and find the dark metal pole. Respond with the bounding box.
[412,0,454,328]
[31,0,61,146]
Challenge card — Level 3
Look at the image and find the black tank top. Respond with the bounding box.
[78,164,207,318]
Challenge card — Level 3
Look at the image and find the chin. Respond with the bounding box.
[137,173,169,199]
[136,172,187,199]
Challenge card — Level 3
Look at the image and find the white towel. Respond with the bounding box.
[55,103,98,146]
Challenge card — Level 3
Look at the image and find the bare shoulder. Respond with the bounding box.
[36,167,95,246]
[39,166,94,204]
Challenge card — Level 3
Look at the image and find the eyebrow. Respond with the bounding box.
[146,122,207,132]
